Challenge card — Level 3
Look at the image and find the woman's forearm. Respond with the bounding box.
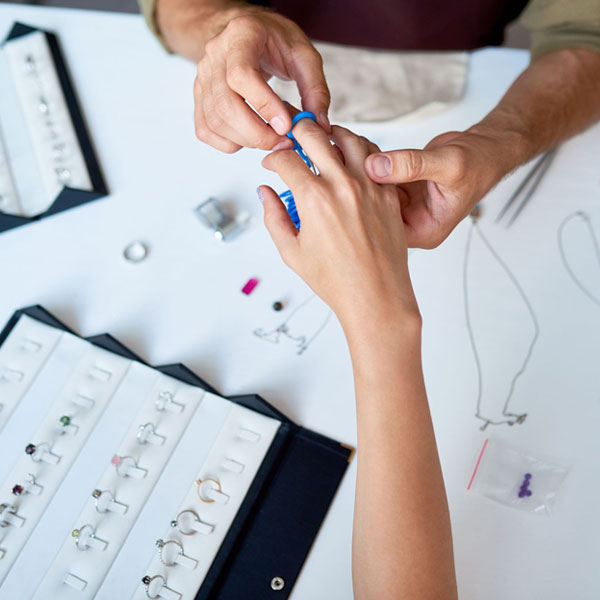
[345,312,457,600]
[470,47,600,174]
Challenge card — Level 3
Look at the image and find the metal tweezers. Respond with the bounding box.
[496,148,557,227]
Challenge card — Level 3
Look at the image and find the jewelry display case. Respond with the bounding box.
[0,306,351,599]
[0,23,106,234]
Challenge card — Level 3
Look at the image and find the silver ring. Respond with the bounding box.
[155,539,184,567]
[71,524,95,551]
[156,391,173,411]
[124,241,148,263]
[28,442,49,462]
[112,455,139,478]
[142,574,166,599]
[170,509,200,536]
[92,489,112,513]
[137,422,156,444]
[0,504,14,528]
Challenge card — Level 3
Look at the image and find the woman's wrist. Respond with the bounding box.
[342,300,422,367]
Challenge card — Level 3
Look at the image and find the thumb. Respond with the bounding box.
[258,185,298,260]
[365,148,456,184]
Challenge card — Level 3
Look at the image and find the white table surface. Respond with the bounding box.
[1,4,599,599]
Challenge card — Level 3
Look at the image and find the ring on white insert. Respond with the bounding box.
[92,489,128,514]
[237,428,260,443]
[0,504,25,528]
[71,524,108,551]
[170,509,214,536]
[155,391,184,413]
[0,367,24,383]
[64,572,87,591]
[112,455,147,479]
[12,473,43,497]
[25,442,60,465]
[142,575,181,600]
[137,423,165,446]
[59,415,79,434]
[73,393,95,409]
[222,458,244,474]
[195,478,229,504]
[156,539,198,569]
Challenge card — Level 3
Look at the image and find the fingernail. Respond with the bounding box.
[371,154,391,177]
[270,116,287,136]
[256,187,264,204]
[318,111,331,131]
[271,139,292,151]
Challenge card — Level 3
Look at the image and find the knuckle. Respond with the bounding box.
[226,63,253,88]
[205,109,225,131]
[301,181,320,202]
[295,44,323,67]
[250,130,274,150]
[204,38,219,57]
[447,147,468,182]
[253,97,275,119]
[295,121,322,143]
[337,175,362,201]
[210,93,235,119]
[194,123,209,141]
[226,15,260,37]
[221,142,241,154]
[404,150,426,180]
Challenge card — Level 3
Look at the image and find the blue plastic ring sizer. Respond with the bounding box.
[279,111,317,229]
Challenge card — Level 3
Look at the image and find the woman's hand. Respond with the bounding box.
[258,120,419,333]
[260,120,457,600]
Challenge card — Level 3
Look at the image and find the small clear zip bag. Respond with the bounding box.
[467,438,570,515]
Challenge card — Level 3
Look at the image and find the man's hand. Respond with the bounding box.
[364,128,517,249]
[193,11,330,153]
[365,47,600,249]
[157,1,330,153]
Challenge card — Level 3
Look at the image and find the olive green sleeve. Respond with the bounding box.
[138,0,173,53]
[520,0,600,60]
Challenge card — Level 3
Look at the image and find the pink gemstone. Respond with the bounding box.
[111,454,122,466]
[242,278,259,295]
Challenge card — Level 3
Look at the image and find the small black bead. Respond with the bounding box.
[25,444,36,455]
[272,301,284,312]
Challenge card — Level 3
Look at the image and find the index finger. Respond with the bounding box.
[226,44,292,137]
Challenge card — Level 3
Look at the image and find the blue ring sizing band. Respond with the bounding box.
[279,111,317,229]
